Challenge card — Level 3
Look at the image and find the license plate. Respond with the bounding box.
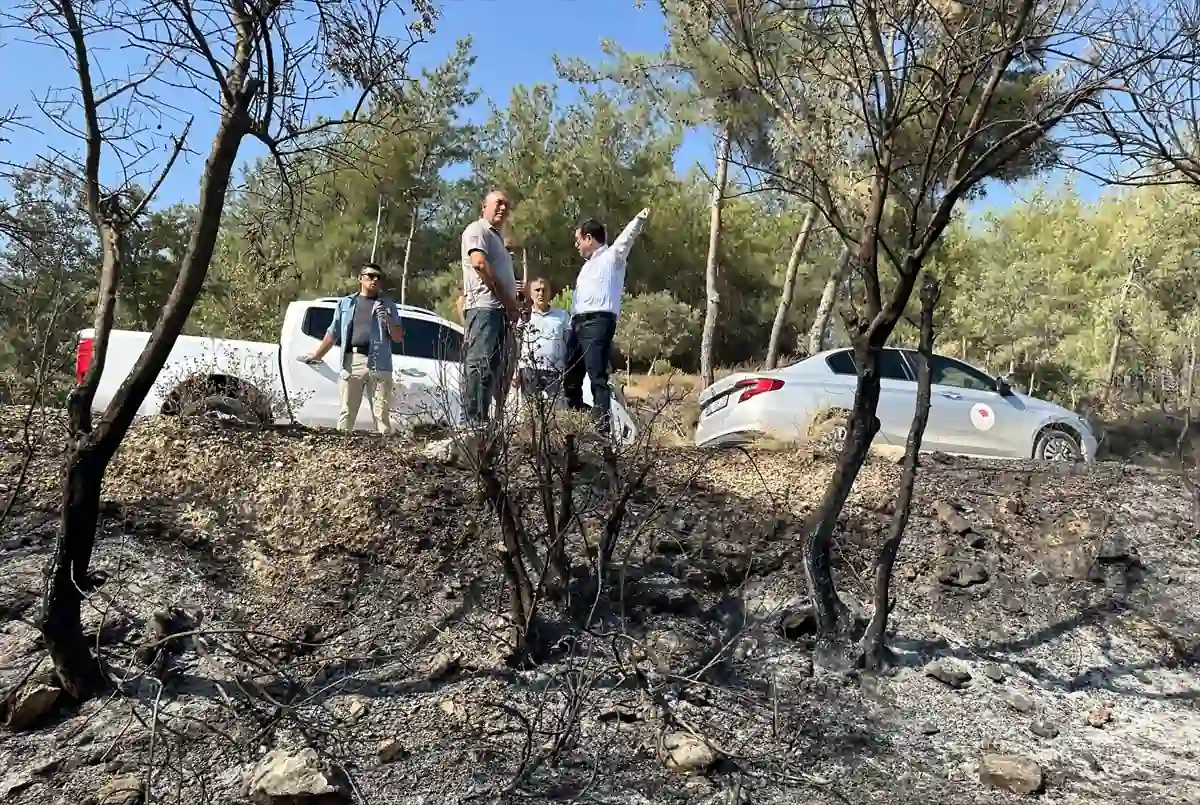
[702,394,729,418]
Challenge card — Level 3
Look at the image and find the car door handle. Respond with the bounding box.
[938,391,962,400]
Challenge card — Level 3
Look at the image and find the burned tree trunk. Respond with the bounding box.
[765,204,819,369]
[860,276,939,670]
[481,462,536,644]
[40,444,109,698]
[801,343,882,641]
[36,24,255,696]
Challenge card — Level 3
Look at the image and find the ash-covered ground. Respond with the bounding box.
[1,408,1197,805]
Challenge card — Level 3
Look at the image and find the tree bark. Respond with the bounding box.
[807,247,852,355]
[41,446,108,698]
[1180,334,1200,536]
[1102,265,1136,404]
[400,202,418,305]
[802,340,881,642]
[765,204,819,369]
[40,91,255,699]
[700,125,731,388]
[860,276,939,670]
[1186,336,1196,413]
[370,193,385,264]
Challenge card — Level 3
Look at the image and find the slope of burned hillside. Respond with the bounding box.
[1,409,1197,805]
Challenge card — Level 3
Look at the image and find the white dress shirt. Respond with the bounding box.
[571,215,646,317]
[519,307,571,371]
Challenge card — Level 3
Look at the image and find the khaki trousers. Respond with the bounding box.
[339,353,393,434]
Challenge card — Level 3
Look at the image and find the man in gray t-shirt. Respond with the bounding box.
[460,189,523,429]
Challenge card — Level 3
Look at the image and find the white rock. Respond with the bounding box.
[243,748,350,804]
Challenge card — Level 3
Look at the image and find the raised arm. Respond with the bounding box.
[609,207,651,264]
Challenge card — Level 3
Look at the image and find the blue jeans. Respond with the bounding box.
[462,308,510,427]
[564,312,616,434]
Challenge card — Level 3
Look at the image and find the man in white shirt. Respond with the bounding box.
[565,207,650,435]
[517,277,571,400]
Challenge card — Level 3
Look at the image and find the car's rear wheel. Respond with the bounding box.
[1034,427,1082,463]
[808,409,850,453]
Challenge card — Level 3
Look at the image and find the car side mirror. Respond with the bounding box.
[995,376,1012,396]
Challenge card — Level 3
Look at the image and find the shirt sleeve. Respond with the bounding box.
[609,215,647,264]
[462,223,488,258]
[325,300,342,344]
[384,301,401,339]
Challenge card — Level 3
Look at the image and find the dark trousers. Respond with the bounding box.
[564,311,617,433]
[462,307,510,427]
[519,367,561,399]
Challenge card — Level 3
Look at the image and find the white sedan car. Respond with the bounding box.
[694,347,1098,462]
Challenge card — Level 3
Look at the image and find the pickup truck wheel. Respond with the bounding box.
[1034,427,1082,463]
[181,394,262,426]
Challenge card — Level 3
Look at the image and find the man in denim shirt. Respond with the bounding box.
[303,263,404,434]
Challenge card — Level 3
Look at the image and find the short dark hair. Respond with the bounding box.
[577,218,606,245]
[360,262,383,276]
[529,276,552,294]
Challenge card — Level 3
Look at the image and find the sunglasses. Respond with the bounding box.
[361,273,381,280]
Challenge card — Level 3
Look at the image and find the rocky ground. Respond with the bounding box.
[1,405,1198,805]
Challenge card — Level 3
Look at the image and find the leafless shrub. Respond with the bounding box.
[425,348,706,663]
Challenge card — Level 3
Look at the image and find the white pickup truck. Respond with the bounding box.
[75,297,639,443]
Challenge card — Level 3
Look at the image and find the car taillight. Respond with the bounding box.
[735,377,784,402]
[75,336,94,386]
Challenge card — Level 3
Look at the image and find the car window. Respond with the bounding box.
[879,349,913,381]
[394,317,462,362]
[302,307,334,340]
[929,355,995,391]
[825,350,856,375]
[823,349,912,381]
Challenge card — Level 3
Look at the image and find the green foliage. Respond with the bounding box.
[615,291,702,369]
[550,286,572,313]
[930,183,1200,405]
[9,27,1192,411]
[0,168,96,399]
[0,167,192,399]
[194,44,814,368]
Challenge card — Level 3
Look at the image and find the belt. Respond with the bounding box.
[349,344,370,355]
[573,311,616,322]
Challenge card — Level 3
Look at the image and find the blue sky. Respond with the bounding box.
[0,0,1100,215]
